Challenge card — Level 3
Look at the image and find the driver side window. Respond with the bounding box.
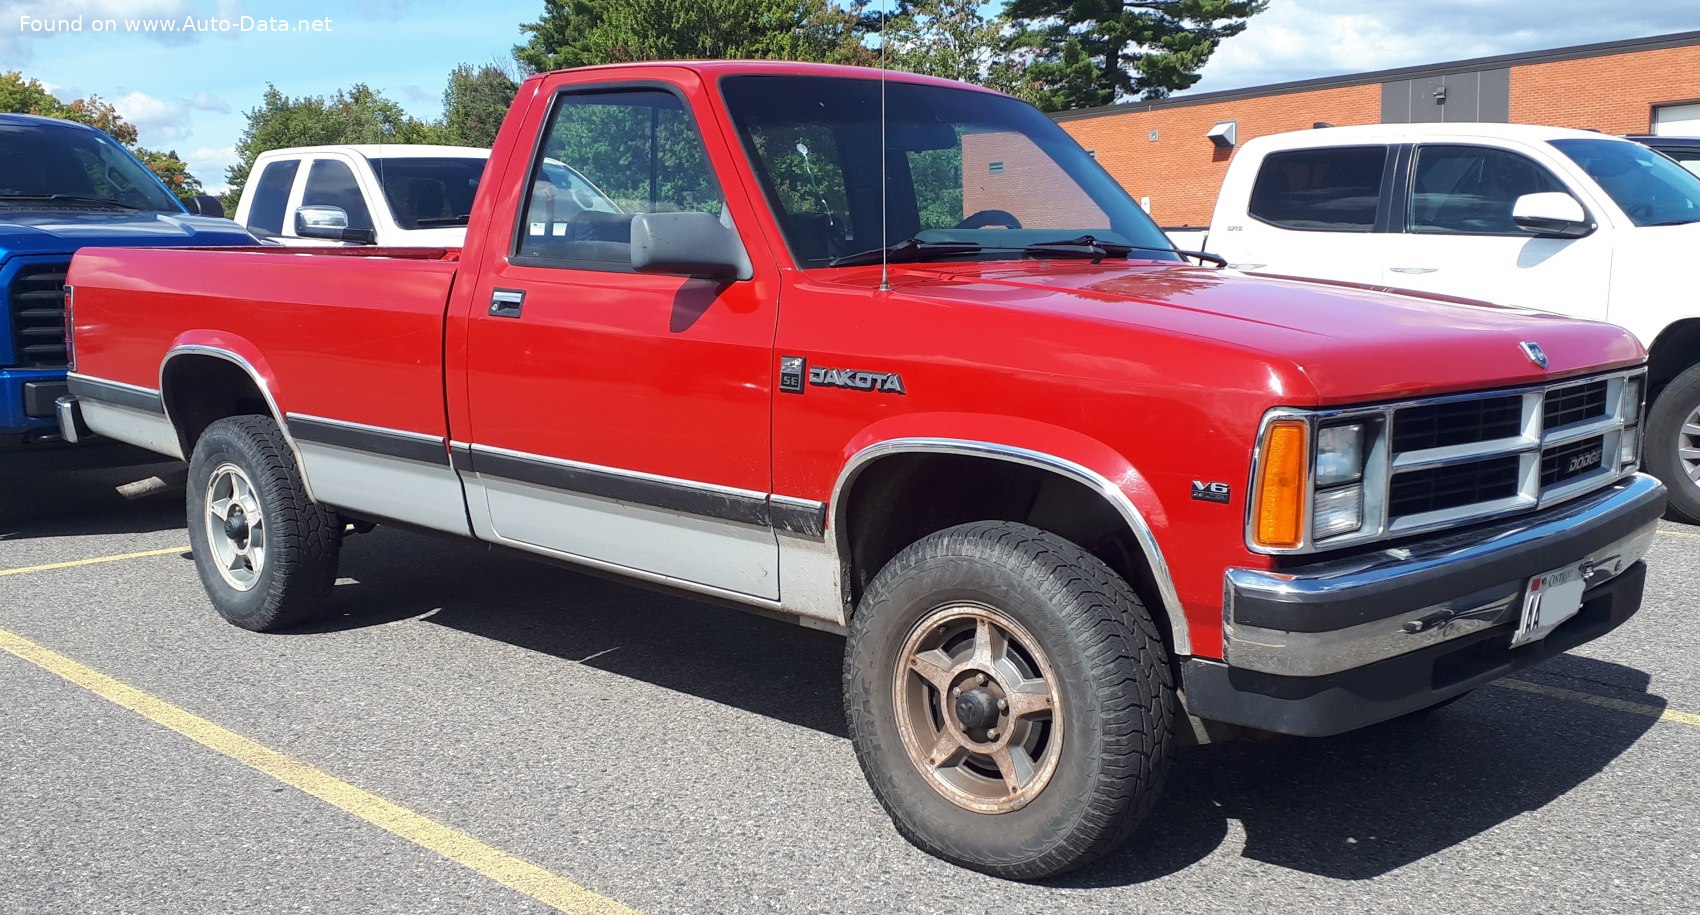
[515,88,723,269]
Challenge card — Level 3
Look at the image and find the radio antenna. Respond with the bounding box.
[878,0,890,292]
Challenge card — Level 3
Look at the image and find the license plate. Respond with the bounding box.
[1511,562,1588,648]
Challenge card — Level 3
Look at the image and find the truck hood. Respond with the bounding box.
[0,209,257,258]
[884,261,1645,404]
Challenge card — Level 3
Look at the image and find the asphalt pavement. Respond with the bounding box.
[2,453,1697,914]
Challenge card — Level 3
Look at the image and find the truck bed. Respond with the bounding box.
[68,245,460,442]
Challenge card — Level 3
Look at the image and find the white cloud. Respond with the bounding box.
[189,90,229,113]
[114,90,191,142]
[184,144,239,194]
[1186,0,1700,95]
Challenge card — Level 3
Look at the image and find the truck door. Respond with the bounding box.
[1380,143,1612,320]
[456,84,782,600]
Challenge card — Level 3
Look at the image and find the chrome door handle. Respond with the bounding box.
[1389,267,1438,274]
[489,289,525,318]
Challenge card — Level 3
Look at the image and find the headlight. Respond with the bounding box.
[1315,423,1365,486]
[1313,484,1364,538]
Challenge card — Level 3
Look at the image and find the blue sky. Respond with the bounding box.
[3,0,1697,193]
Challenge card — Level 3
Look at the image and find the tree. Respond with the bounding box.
[1006,0,1267,111]
[133,148,204,202]
[440,63,520,148]
[884,0,1035,102]
[514,0,873,73]
[225,83,434,212]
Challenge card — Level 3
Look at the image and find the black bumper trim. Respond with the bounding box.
[65,375,164,415]
[1183,561,1646,737]
[23,381,67,417]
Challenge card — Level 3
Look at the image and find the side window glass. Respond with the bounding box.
[301,159,373,231]
[516,88,723,267]
[247,159,300,236]
[1248,146,1387,232]
[1409,145,1567,235]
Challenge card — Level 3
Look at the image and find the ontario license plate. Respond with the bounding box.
[1512,563,1587,648]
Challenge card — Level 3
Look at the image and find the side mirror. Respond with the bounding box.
[630,211,751,280]
[294,205,376,245]
[186,194,225,218]
[1512,192,1593,238]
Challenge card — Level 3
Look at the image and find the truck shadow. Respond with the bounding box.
[318,527,1661,886]
[0,446,186,538]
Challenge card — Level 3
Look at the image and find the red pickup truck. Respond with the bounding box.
[59,61,1665,878]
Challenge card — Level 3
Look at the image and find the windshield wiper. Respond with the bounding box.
[828,238,982,267]
[0,194,144,211]
[414,215,471,227]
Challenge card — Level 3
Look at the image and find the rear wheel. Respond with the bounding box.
[185,416,340,631]
[1646,363,1700,525]
[844,521,1174,879]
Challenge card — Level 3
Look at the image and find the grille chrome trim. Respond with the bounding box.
[1248,368,1646,555]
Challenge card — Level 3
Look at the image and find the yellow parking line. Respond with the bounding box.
[0,627,639,915]
[0,546,189,577]
[1495,678,1700,729]
[1657,529,1700,541]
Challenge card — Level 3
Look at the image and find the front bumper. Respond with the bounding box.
[0,367,66,438]
[1182,473,1665,736]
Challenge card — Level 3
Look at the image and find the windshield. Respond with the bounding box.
[719,76,1177,267]
[0,122,182,212]
[1551,138,1700,227]
[370,157,488,230]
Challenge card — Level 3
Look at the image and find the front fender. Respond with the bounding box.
[832,413,1189,654]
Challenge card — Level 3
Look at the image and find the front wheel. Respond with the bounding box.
[186,415,340,631]
[1645,363,1700,525]
[844,521,1174,879]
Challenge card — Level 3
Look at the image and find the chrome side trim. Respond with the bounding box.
[286,413,449,466]
[159,345,315,502]
[830,437,1190,656]
[469,442,770,501]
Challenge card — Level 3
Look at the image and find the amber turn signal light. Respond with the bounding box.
[1253,419,1309,549]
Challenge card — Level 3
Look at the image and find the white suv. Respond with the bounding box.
[1199,123,1700,522]
[235,145,618,248]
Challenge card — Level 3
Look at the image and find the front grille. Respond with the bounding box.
[1543,380,1608,430]
[1388,456,1521,517]
[1261,368,1644,553]
[6,262,70,367]
[1541,436,1607,487]
[1392,395,1523,452]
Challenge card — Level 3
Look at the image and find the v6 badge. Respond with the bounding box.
[1191,480,1231,504]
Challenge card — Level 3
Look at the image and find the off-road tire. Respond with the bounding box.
[1646,363,1700,525]
[844,521,1174,880]
[185,416,340,631]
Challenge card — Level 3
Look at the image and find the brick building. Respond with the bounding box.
[1053,30,1700,229]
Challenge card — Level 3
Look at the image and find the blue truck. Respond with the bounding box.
[0,112,255,446]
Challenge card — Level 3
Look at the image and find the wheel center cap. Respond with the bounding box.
[953,686,1000,730]
[224,506,249,542]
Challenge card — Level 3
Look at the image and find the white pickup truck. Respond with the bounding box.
[1188,123,1700,522]
[234,145,618,247]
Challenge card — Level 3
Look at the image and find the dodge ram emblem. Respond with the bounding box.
[1520,341,1548,370]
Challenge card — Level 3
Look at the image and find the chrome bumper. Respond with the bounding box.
[1222,473,1665,678]
[55,395,88,444]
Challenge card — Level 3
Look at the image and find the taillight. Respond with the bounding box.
[63,284,74,372]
